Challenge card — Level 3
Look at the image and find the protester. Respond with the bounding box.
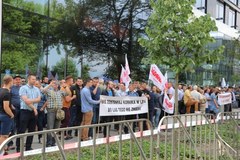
[178,84,185,114]
[139,82,153,130]
[10,75,22,132]
[204,88,211,113]
[8,74,22,150]
[101,81,115,137]
[229,87,238,109]
[184,86,199,114]
[68,77,83,137]
[42,77,49,88]
[0,75,14,155]
[125,83,139,133]
[152,86,163,128]
[81,79,100,141]
[199,89,207,113]
[42,80,68,147]
[89,77,102,137]
[60,76,76,140]
[16,74,41,152]
[34,80,47,144]
[209,88,220,115]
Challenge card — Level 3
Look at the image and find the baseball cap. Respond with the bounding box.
[13,74,22,79]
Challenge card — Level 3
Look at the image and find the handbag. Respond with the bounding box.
[56,108,65,120]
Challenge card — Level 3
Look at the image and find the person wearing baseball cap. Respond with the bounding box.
[8,74,23,150]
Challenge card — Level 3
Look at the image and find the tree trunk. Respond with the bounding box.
[174,73,179,115]
[172,73,179,159]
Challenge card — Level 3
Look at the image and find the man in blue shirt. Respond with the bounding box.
[81,79,100,141]
[11,75,22,131]
[16,74,41,152]
[8,75,22,150]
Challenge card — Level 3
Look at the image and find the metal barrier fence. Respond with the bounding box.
[0,119,154,160]
[0,112,240,160]
[156,113,239,160]
[216,112,240,159]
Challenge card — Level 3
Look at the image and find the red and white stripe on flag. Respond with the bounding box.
[149,64,166,91]
[120,65,131,87]
[163,93,175,114]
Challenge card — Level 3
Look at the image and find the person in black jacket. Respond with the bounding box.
[68,77,83,138]
[139,82,152,130]
[101,81,115,137]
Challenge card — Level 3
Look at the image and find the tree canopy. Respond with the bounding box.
[52,58,79,80]
[139,0,224,75]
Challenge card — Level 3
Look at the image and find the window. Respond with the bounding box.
[216,2,224,22]
[229,0,237,5]
[195,0,206,12]
[228,9,236,28]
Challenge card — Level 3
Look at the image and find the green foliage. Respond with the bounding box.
[81,65,91,81]
[139,0,224,74]
[52,58,78,80]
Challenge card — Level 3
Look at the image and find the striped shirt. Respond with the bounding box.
[45,90,67,109]
[19,84,41,111]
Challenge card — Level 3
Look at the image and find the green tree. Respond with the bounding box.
[52,58,78,80]
[139,0,224,114]
[50,0,151,80]
[81,65,90,81]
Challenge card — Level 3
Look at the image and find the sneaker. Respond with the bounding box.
[64,136,73,140]
[6,145,15,151]
[74,132,78,137]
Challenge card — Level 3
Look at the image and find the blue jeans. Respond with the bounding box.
[0,114,13,135]
[68,105,78,136]
[154,108,161,128]
[69,105,78,127]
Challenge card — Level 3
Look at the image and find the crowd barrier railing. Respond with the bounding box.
[0,112,240,160]
[0,119,154,160]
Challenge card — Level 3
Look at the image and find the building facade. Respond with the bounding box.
[189,0,240,86]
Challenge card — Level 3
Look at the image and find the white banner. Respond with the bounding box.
[149,64,166,91]
[163,93,175,114]
[217,93,232,105]
[99,95,148,116]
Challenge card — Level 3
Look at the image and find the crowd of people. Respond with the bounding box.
[0,74,239,155]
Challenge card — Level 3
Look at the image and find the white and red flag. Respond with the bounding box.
[120,65,131,87]
[163,92,175,114]
[149,64,166,91]
[164,71,168,89]
[125,54,130,75]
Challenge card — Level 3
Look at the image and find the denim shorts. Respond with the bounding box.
[0,113,13,135]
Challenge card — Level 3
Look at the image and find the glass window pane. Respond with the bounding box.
[228,9,235,27]
[195,0,206,12]
[229,0,237,5]
[216,2,224,22]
